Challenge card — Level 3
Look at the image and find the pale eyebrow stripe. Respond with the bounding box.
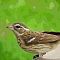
[14,24,20,26]
[27,37,35,43]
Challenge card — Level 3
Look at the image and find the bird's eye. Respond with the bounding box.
[15,26,22,28]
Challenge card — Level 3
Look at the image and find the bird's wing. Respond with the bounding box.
[43,32,60,35]
[38,32,60,43]
[27,32,60,45]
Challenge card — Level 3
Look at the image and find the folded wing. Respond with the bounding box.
[26,32,60,45]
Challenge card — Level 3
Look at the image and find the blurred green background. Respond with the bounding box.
[0,0,60,60]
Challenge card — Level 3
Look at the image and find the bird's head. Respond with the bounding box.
[7,23,29,34]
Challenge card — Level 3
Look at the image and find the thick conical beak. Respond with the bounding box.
[6,26,13,28]
[6,25,14,30]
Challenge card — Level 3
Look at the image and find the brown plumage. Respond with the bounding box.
[7,23,60,58]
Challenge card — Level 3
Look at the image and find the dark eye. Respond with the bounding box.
[15,26,22,28]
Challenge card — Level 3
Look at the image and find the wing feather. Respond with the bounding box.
[22,31,60,45]
[27,32,60,45]
[43,32,60,35]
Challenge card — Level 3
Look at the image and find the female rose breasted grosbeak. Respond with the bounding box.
[7,23,60,60]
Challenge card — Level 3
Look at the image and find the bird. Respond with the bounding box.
[7,23,60,60]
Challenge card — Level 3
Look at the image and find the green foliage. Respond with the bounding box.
[0,0,60,60]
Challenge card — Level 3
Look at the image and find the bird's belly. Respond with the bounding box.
[22,44,52,54]
[22,41,60,54]
[23,41,60,54]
